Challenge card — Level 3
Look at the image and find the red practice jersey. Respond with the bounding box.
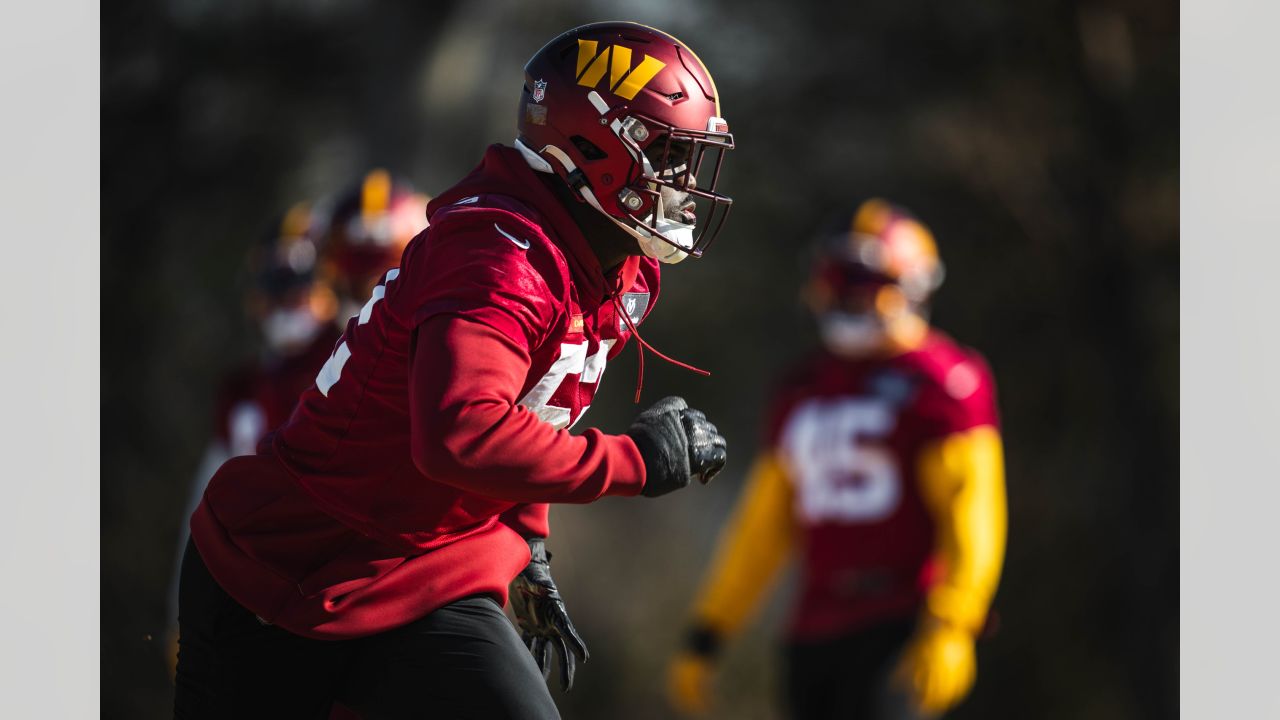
[764,332,998,639]
[191,145,659,639]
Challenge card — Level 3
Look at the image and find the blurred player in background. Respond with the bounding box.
[667,200,1007,720]
[175,21,733,720]
[320,168,431,320]
[200,202,340,481]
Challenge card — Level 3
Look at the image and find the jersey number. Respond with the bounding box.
[518,339,614,430]
[781,397,900,523]
[315,269,399,396]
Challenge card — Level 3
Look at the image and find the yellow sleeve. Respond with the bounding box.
[915,425,1007,634]
[689,451,796,638]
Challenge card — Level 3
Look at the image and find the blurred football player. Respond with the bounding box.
[175,21,735,720]
[319,168,431,320]
[666,200,1007,720]
[218,202,342,459]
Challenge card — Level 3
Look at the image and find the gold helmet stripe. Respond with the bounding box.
[279,202,312,238]
[361,169,392,220]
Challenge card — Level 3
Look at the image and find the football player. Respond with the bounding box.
[318,168,431,320]
[212,203,343,460]
[666,200,1007,720]
[175,21,735,720]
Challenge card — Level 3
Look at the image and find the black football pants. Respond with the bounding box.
[784,619,928,720]
[173,539,560,720]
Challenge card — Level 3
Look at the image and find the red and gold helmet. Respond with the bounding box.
[320,169,429,306]
[805,199,945,355]
[516,22,734,263]
[245,202,339,353]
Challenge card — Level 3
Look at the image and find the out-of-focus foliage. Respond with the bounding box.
[102,0,1176,718]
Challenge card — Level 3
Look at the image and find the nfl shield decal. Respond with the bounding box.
[618,292,650,332]
[532,79,548,103]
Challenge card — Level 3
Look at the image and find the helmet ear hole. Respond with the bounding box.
[570,135,607,161]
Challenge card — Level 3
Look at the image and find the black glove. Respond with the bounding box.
[627,396,728,498]
[510,538,589,691]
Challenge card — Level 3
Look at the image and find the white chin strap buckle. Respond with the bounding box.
[634,183,696,264]
[637,222,694,264]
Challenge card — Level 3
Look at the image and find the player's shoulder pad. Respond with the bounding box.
[416,194,571,297]
[426,193,542,243]
[901,332,1000,434]
[902,332,993,401]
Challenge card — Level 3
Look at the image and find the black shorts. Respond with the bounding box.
[784,619,926,720]
[173,539,560,720]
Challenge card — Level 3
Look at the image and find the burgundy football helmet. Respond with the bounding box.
[516,22,734,263]
[320,169,429,308]
[805,199,945,355]
[245,202,340,353]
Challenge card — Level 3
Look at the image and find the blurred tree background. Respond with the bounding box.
[102,0,1177,717]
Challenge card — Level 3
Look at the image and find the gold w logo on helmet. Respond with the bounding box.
[575,40,667,100]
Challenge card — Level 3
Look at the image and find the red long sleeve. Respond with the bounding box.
[409,315,647,503]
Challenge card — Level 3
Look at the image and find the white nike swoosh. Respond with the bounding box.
[495,223,531,250]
